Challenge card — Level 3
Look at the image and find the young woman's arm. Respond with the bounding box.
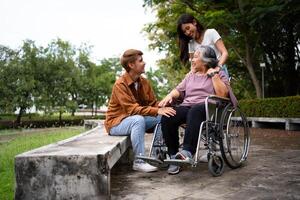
[207,69,229,97]
[158,89,180,107]
[215,39,228,67]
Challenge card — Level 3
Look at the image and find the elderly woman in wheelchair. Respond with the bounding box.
[138,45,250,176]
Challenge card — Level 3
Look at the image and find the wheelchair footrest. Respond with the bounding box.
[164,158,194,166]
[136,155,164,167]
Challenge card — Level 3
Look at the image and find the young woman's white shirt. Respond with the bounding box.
[190,29,221,59]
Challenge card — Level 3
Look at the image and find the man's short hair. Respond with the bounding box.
[120,49,143,72]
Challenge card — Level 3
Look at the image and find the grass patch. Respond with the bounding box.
[0,113,105,121]
[0,127,84,200]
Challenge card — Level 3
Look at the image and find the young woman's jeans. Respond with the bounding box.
[109,115,161,157]
[161,104,206,156]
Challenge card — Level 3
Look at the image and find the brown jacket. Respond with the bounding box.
[104,72,159,133]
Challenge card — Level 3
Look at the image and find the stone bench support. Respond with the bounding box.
[15,120,131,200]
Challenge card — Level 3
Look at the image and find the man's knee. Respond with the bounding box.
[131,115,145,127]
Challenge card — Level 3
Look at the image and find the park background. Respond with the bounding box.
[0,0,299,199]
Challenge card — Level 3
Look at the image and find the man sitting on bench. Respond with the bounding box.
[105,49,176,173]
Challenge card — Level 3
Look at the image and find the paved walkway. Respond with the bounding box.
[110,128,300,200]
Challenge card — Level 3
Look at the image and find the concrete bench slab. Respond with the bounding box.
[14,121,131,200]
[232,117,300,131]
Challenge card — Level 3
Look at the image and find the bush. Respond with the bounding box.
[239,96,300,118]
[0,114,105,130]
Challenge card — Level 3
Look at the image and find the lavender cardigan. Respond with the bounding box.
[176,71,238,107]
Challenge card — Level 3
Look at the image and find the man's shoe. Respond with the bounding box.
[133,161,158,173]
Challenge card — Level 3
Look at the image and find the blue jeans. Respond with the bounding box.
[109,115,161,157]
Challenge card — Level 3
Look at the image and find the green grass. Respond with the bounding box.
[0,127,84,200]
[0,113,105,121]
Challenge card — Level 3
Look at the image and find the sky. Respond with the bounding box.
[0,0,163,70]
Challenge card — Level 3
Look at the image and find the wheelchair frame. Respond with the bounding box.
[140,95,250,176]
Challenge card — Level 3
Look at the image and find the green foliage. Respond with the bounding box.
[0,41,37,116]
[0,127,84,200]
[0,114,105,129]
[79,56,122,113]
[143,0,300,98]
[0,39,121,121]
[239,96,300,118]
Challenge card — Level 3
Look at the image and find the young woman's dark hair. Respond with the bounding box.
[177,13,205,65]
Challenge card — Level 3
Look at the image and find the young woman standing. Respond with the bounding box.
[177,13,228,71]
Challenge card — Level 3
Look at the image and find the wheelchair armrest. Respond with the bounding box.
[206,95,230,103]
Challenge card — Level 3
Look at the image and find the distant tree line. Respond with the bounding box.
[0,39,122,124]
[142,0,300,99]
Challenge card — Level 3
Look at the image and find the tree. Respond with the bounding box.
[79,55,122,115]
[0,39,122,121]
[36,38,77,122]
[143,0,299,98]
[0,40,38,124]
[250,0,300,96]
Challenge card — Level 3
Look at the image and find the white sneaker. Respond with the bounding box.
[133,161,158,173]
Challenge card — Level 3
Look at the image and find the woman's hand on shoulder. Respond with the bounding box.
[207,68,219,78]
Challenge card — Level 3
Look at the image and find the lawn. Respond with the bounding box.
[0,127,84,200]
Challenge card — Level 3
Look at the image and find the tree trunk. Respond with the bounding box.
[16,107,25,127]
[95,98,98,117]
[245,36,262,98]
[59,110,62,126]
[71,110,75,116]
[284,20,298,96]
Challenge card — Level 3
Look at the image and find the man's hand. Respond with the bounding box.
[158,95,173,107]
[158,107,176,117]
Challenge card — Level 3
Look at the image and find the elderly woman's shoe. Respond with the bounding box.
[175,150,193,162]
[167,164,180,175]
[167,155,181,175]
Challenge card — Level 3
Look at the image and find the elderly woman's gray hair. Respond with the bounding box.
[195,46,219,68]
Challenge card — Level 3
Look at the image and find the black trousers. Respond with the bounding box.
[161,104,206,155]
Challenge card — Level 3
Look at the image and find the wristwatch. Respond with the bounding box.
[208,70,219,78]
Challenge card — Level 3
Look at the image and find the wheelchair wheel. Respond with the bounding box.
[208,155,224,177]
[219,104,250,169]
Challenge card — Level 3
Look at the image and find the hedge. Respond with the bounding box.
[239,96,300,118]
[0,115,105,130]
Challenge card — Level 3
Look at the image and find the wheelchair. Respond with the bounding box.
[138,95,250,176]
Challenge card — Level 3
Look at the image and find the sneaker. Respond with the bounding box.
[167,164,180,175]
[174,150,194,165]
[167,155,180,175]
[175,150,193,161]
[133,161,158,173]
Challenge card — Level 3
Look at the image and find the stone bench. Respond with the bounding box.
[248,117,300,131]
[14,120,131,200]
[232,117,300,131]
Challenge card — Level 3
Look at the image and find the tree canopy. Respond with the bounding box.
[0,39,122,122]
[143,0,300,99]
